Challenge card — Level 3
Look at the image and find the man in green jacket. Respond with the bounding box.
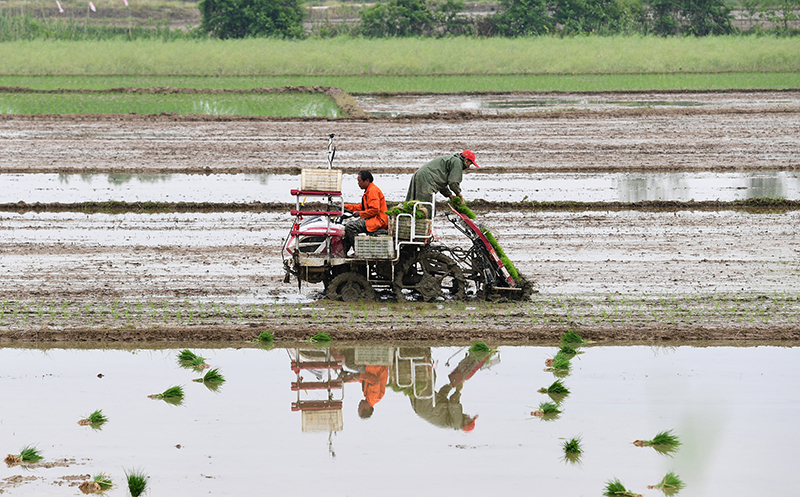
[405,150,480,203]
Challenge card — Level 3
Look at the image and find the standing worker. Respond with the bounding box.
[405,150,480,203]
[343,170,388,256]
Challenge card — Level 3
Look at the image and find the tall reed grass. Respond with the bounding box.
[1,36,798,77]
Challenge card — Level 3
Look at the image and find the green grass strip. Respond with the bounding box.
[1,72,798,92]
[1,36,799,78]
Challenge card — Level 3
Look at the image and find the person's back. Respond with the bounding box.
[405,151,478,203]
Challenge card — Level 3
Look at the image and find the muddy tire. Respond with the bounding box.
[395,251,465,302]
[326,272,376,302]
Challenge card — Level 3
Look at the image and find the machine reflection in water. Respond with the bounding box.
[288,345,500,455]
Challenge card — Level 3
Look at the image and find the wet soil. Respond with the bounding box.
[0,91,798,342]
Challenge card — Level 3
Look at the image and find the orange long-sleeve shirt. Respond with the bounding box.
[344,182,388,232]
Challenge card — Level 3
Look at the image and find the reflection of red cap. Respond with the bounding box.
[462,415,478,432]
[461,150,479,168]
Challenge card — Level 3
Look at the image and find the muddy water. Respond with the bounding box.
[2,171,798,204]
[0,344,797,496]
[355,90,800,116]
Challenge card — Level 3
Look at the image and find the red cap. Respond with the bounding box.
[461,150,479,168]
[462,415,478,432]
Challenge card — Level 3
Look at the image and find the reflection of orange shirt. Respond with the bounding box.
[361,365,389,407]
[345,182,388,232]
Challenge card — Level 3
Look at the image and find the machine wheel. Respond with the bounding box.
[395,251,465,302]
[326,272,376,302]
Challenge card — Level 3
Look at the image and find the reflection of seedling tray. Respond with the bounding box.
[355,346,394,365]
[354,236,395,259]
[391,217,432,240]
[301,409,343,432]
[301,168,342,192]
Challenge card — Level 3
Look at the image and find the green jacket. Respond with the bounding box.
[405,154,466,202]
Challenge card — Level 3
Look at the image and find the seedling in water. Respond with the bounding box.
[538,379,570,400]
[634,429,682,455]
[531,401,561,419]
[124,468,148,497]
[193,368,225,391]
[545,353,571,376]
[148,385,185,405]
[604,478,642,497]
[177,349,209,370]
[558,344,581,357]
[78,409,108,428]
[79,473,114,494]
[5,445,43,465]
[561,436,583,463]
[254,330,274,342]
[648,471,685,495]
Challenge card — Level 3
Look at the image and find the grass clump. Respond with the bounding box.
[148,385,185,405]
[4,444,43,465]
[124,468,148,497]
[78,409,108,428]
[449,196,476,220]
[558,344,581,357]
[604,478,642,497]
[648,471,685,495]
[254,330,274,342]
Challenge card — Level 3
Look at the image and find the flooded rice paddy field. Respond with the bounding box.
[355,89,800,116]
[1,344,798,496]
[0,91,798,340]
[1,171,799,204]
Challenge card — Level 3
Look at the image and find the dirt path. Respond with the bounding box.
[0,92,798,342]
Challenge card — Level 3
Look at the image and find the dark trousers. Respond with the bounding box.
[343,218,367,254]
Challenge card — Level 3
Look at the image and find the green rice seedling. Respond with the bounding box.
[558,344,581,357]
[560,329,587,346]
[449,196,476,220]
[562,436,583,454]
[5,444,43,465]
[561,436,583,463]
[538,379,570,396]
[604,478,642,497]
[148,385,185,405]
[254,330,274,342]
[531,401,562,419]
[194,368,225,384]
[93,473,114,491]
[78,409,108,428]
[310,332,332,342]
[124,468,148,497]
[469,341,491,353]
[79,472,115,493]
[177,349,209,370]
[634,429,682,455]
[647,471,685,495]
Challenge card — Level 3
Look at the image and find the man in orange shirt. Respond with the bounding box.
[343,170,388,256]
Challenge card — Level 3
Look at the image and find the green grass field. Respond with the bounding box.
[1,72,798,92]
[0,91,339,116]
[1,36,798,78]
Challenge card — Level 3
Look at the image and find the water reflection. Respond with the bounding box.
[289,346,498,442]
[3,171,799,203]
